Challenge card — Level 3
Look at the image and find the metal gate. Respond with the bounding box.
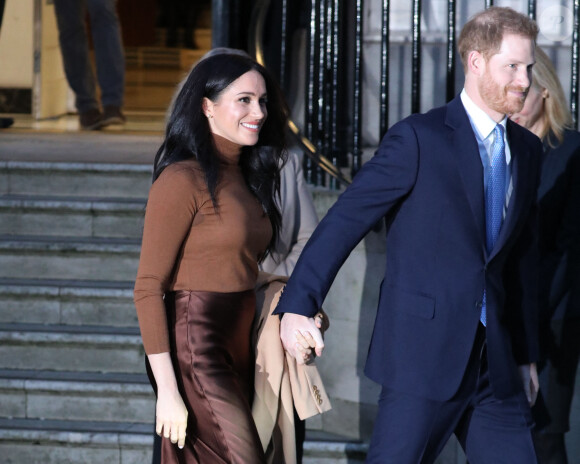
[214,0,580,188]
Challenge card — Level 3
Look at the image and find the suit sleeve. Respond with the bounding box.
[273,120,420,317]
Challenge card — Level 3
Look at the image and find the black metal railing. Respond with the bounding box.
[571,0,580,123]
[216,0,580,189]
[249,0,352,187]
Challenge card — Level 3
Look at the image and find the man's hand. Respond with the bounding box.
[518,363,539,406]
[280,313,325,364]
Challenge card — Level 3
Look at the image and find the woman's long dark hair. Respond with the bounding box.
[152,53,289,258]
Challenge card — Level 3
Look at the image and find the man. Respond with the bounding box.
[53,0,126,130]
[275,7,543,463]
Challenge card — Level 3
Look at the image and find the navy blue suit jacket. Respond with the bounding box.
[274,96,543,401]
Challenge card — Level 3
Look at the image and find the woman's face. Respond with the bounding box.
[509,84,546,137]
[204,70,268,146]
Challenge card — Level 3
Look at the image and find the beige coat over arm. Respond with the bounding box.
[253,272,331,464]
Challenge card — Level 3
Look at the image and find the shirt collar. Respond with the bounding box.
[460,89,508,142]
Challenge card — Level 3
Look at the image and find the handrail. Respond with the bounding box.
[248,0,352,187]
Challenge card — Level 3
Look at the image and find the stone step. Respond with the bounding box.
[0,323,145,374]
[0,369,154,424]
[151,27,213,51]
[0,418,368,464]
[0,194,146,239]
[0,235,140,281]
[0,418,154,464]
[0,278,136,327]
[0,160,152,199]
[125,44,209,70]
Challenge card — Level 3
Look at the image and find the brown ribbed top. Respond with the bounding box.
[134,135,272,354]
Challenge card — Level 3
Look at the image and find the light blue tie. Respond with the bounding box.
[481,124,506,326]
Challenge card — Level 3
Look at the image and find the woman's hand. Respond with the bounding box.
[294,310,329,364]
[294,330,315,363]
[279,313,325,364]
[314,310,330,333]
[156,387,188,449]
[148,352,188,449]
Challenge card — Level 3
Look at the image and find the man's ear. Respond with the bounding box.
[467,50,485,77]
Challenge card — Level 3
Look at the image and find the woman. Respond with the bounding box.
[134,53,310,463]
[510,47,580,464]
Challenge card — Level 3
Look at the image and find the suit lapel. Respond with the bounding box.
[445,97,486,248]
[489,120,530,259]
[446,99,534,261]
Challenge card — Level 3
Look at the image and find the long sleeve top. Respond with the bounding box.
[134,135,272,354]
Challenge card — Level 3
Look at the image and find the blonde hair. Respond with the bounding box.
[531,47,573,145]
[458,7,538,72]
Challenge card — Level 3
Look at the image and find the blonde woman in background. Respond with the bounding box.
[511,47,580,464]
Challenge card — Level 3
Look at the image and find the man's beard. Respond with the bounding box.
[479,71,527,116]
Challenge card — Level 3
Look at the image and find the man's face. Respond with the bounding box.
[478,34,535,119]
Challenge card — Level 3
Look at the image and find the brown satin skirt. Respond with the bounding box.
[148,289,266,464]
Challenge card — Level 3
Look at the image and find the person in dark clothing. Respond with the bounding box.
[0,0,14,129]
[275,7,542,463]
[53,0,126,130]
[157,0,199,48]
[511,46,580,464]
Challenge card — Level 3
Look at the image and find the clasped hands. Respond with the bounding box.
[280,311,328,364]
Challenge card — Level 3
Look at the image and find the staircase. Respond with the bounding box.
[124,3,213,115]
[0,133,367,463]
[0,151,155,463]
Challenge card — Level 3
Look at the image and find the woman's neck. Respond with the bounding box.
[530,117,549,142]
[211,133,243,165]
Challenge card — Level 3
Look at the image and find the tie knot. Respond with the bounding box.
[494,124,504,140]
